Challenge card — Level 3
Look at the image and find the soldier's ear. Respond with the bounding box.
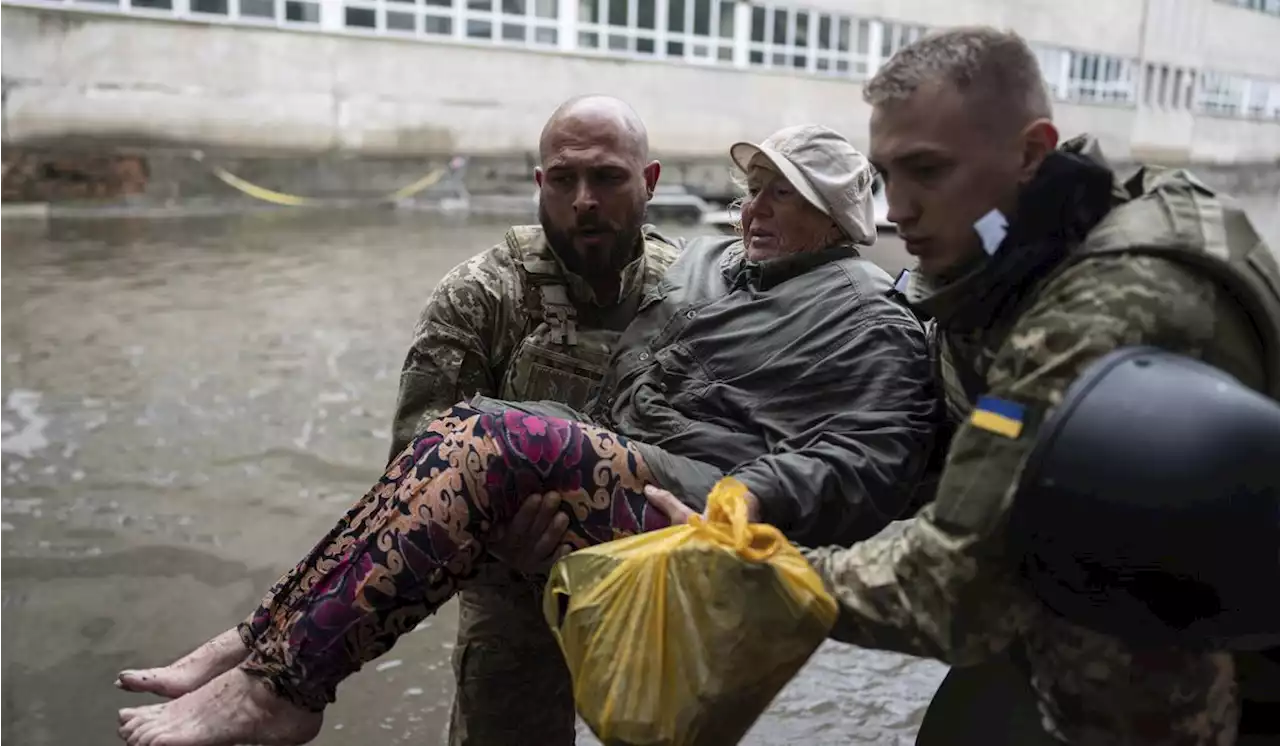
[643,161,661,197]
[534,167,546,188]
[1017,120,1058,185]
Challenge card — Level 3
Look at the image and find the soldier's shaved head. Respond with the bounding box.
[538,94,650,166]
[534,95,661,303]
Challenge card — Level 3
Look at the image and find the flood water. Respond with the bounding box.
[2,200,1275,746]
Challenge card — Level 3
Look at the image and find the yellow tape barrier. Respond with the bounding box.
[195,152,450,207]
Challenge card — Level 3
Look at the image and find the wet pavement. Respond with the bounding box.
[2,199,1275,746]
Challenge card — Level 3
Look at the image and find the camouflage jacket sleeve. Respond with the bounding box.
[801,254,1218,664]
[387,250,515,463]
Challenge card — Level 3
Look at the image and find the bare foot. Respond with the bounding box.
[115,629,248,699]
[117,667,322,746]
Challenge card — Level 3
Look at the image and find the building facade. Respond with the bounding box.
[2,0,1278,163]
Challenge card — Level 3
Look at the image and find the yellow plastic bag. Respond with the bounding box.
[542,477,839,746]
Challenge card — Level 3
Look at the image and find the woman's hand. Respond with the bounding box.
[644,484,762,523]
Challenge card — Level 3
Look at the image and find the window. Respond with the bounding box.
[180,0,319,25]
[335,0,553,43]
[1032,44,1136,106]
[580,0,731,62]
[746,4,804,69]
[1244,82,1268,117]
[578,0,648,54]
[748,3,863,73]
[1065,51,1135,104]
[855,18,870,72]
[1198,71,1245,115]
[1032,44,1069,100]
[286,1,321,23]
[463,0,557,44]
[1214,0,1280,17]
[669,0,735,63]
[425,0,454,35]
[1199,72,1280,119]
[879,21,925,61]
[190,0,229,14]
[345,4,376,26]
[1262,80,1280,119]
[811,13,847,75]
[748,10,919,79]
[338,0,401,33]
[1182,70,1196,109]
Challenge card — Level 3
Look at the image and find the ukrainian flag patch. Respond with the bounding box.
[970,395,1025,439]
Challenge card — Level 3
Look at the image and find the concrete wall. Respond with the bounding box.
[3,4,1278,165]
[1143,0,1212,69]
[1,7,882,156]
[1198,0,1280,78]
[1190,114,1280,162]
[1143,0,1280,78]
[800,0,1142,55]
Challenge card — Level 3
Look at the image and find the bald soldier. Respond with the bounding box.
[114,93,682,746]
[389,94,682,746]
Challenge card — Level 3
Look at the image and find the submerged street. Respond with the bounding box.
[3,197,1277,745]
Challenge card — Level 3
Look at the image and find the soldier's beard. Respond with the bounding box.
[540,201,646,289]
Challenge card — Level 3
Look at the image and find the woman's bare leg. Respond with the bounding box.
[117,404,669,746]
[115,629,248,698]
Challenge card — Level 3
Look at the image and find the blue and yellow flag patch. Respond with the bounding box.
[969,395,1025,439]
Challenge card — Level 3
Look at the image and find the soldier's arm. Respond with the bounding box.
[387,252,510,463]
[801,254,1218,664]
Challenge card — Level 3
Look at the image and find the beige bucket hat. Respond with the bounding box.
[729,124,877,245]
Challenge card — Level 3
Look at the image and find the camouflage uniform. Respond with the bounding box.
[801,136,1280,746]
[387,225,680,746]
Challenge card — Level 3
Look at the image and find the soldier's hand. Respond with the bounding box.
[489,492,570,575]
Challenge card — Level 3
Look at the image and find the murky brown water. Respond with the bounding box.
[4,196,1276,746]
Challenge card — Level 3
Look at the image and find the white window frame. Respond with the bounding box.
[332,0,555,44]
[877,19,924,62]
[456,0,559,46]
[746,4,807,73]
[1064,51,1136,105]
[1214,0,1280,17]
[573,0,732,64]
[665,0,736,65]
[809,12,855,77]
[1199,71,1280,119]
[1197,70,1246,116]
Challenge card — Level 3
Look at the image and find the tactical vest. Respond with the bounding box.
[497,225,676,413]
[1072,165,1280,398]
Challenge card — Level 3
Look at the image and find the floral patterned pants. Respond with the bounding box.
[237,404,672,711]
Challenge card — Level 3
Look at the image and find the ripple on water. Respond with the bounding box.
[2,389,51,459]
